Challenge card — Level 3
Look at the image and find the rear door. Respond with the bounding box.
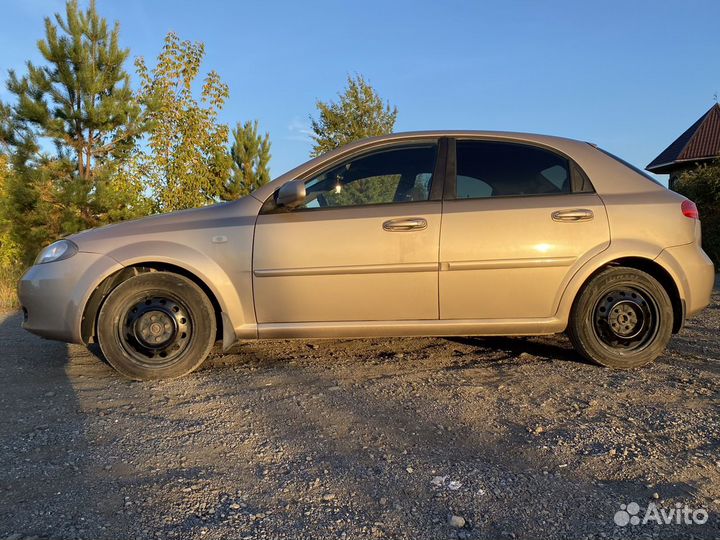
[439,139,610,320]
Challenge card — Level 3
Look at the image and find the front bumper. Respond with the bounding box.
[18,252,122,343]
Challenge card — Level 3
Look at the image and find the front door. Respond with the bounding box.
[253,143,443,323]
[439,139,610,320]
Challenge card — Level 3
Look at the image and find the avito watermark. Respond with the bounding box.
[614,501,709,527]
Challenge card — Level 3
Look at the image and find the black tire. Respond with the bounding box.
[567,267,673,369]
[97,271,216,380]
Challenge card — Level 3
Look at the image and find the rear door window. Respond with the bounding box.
[455,141,572,199]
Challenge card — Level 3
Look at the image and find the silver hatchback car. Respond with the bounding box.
[19,132,715,379]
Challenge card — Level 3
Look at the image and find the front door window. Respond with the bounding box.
[296,145,437,209]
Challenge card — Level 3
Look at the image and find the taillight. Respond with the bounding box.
[681,200,699,219]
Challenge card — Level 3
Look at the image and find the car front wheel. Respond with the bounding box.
[568,267,674,369]
[97,271,217,380]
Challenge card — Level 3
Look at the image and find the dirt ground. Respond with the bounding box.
[1,284,718,540]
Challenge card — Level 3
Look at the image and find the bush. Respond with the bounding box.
[0,155,21,309]
[675,162,720,266]
[0,231,22,309]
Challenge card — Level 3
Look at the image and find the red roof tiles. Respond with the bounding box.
[647,103,720,173]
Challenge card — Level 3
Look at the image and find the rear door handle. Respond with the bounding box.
[382,217,428,231]
[551,209,594,222]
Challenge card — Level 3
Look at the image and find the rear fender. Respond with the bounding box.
[555,240,666,323]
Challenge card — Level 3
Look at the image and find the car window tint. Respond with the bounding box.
[297,145,437,209]
[456,141,571,199]
[457,175,493,198]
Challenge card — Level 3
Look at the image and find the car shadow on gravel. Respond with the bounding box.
[86,342,108,365]
[443,335,592,366]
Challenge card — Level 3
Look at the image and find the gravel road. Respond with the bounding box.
[1,283,718,540]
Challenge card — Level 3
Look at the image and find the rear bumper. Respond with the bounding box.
[656,242,715,318]
[18,253,122,343]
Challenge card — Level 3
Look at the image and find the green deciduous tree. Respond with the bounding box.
[5,0,149,232]
[675,162,720,265]
[135,32,232,211]
[221,120,271,200]
[310,74,398,157]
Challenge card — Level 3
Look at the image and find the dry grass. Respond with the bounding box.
[0,265,21,310]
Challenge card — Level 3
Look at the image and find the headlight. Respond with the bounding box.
[34,240,79,265]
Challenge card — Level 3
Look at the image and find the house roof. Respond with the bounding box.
[646,103,720,173]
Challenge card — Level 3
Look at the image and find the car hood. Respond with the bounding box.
[69,197,261,253]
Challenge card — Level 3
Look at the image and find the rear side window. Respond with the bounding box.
[455,141,573,199]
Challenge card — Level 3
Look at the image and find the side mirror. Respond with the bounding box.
[276,179,306,208]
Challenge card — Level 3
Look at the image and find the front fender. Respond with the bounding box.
[104,241,257,344]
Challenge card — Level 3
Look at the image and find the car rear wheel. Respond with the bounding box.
[568,267,673,369]
[97,271,216,380]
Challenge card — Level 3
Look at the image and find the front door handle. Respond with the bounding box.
[382,217,428,232]
[551,209,594,222]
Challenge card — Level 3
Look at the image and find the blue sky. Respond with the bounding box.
[1,0,719,183]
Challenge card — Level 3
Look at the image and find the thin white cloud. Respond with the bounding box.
[285,116,313,142]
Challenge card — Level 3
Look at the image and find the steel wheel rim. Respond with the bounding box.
[117,294,194,368]
[592,284,659,353]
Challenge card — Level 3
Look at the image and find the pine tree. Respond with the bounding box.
[1,101,31,266]
[1,101,79,265]
[6,0,148,230]
[0,99,37,166]
[310,74,398,157]
[135,32,232,211]
[221,120,271,200]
